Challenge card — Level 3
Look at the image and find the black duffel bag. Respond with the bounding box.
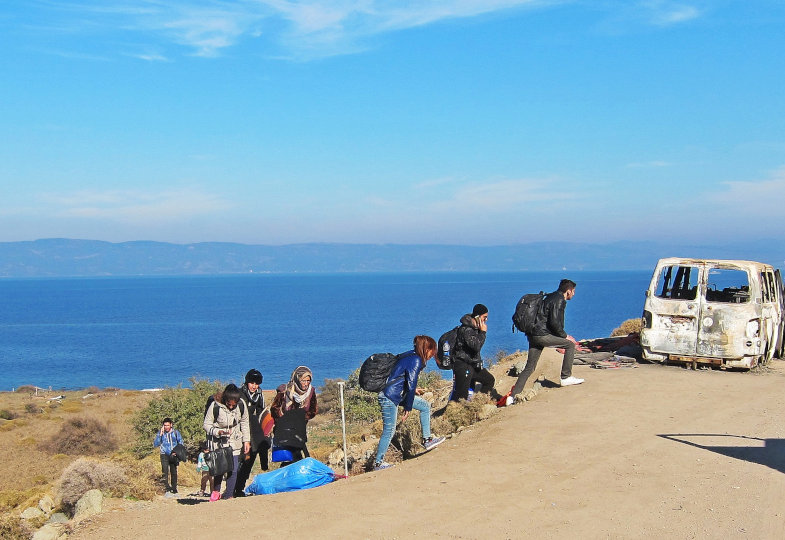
[205,445,234,476]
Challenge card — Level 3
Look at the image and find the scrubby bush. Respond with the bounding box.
[317,378,345,415]
[24,403,42,415]
[0,514,32,540]
[112,454,162,501]
[43,417,118,456]
[14,385,36,394]
[318,370,380,424]
[611,318,642,337]
[0,487,41,513]
[131,378,224,458]
[57,457,128,512]
[0,409,17,420]
[431,393,492,435]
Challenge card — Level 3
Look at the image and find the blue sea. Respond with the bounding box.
[0,271,652,391]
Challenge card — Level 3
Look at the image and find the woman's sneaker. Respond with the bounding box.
[422,436,445,451]
[373,461,394,471]
[560,376,585,387]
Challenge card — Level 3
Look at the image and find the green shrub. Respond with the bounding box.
[131,378,224,458]
[0,409,17,420]
[43,417,118,456]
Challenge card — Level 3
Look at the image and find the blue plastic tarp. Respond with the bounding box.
[244,457,337,495]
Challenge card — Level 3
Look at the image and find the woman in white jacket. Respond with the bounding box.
[203,383,250,501]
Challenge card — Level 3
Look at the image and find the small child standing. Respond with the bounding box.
[196,441,214,497]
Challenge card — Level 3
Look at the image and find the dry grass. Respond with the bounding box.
[611,317,642,337]
[0,388,155,514]
[57,458,128,512]
[43,417,118,456]
[0,514,34,540]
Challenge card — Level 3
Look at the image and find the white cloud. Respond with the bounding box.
[127,51,169,61]
[21,1,708,59]
[640,1,702,26]
[40,188,233,223]
[712,167,785,207]
[626,160,672,168]
[361,177,577,216]
[26,0,552,59]
[445,178,574,211]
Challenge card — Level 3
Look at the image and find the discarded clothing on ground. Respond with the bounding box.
[589,355,638,369]
[244,457,337,495]
[577,334,643,363]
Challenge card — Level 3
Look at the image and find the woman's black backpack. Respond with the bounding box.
[358,353,400,392]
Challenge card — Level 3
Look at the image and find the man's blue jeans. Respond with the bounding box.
[375,393,432,464]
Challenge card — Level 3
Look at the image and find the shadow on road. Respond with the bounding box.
[658,434,785,474]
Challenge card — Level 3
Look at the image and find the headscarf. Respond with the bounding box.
[283,366,314,411]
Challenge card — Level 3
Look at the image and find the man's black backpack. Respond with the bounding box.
[358,353,400,392]
[436,326,460,370]
[512,292,545,334]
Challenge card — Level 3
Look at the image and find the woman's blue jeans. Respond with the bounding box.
[375,393,432,464]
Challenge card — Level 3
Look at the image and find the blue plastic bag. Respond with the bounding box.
[244,457,336,495]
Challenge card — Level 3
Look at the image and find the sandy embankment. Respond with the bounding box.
[71,350,785,539]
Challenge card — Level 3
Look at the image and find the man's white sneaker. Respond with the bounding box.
[560,376,584,387]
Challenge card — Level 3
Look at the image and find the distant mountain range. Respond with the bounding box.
[0,238,783,277]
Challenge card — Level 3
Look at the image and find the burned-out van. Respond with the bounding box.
[640,258,784,369]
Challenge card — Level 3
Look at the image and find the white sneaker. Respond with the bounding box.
[560,376,584,387]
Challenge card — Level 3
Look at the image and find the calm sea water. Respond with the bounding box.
[0,271,652,391]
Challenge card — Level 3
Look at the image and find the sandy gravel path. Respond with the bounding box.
[72,352,785,539]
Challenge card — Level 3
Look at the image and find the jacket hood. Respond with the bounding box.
[460,314,479,328]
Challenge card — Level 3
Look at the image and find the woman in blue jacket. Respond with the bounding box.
[373,335,445,471]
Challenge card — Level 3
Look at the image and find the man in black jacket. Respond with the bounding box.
[508,279,583,402]
[450,303,498,402]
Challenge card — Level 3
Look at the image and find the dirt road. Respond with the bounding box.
[72,352,785,539]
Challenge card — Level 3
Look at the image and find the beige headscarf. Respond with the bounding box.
[282,366,314,411]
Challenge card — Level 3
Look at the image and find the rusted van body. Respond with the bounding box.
[640,258,784,369]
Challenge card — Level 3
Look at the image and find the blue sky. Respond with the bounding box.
[1,1,784,246]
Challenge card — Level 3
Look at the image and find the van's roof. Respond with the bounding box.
[655,257,775,271]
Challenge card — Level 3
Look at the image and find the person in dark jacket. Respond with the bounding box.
[233,368,270,497]
[450,304,497,402]
[506,279,583,404]
[270,366,317,466]
[373,335,445,471]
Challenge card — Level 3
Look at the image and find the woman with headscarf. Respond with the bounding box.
[270,366,318,465]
